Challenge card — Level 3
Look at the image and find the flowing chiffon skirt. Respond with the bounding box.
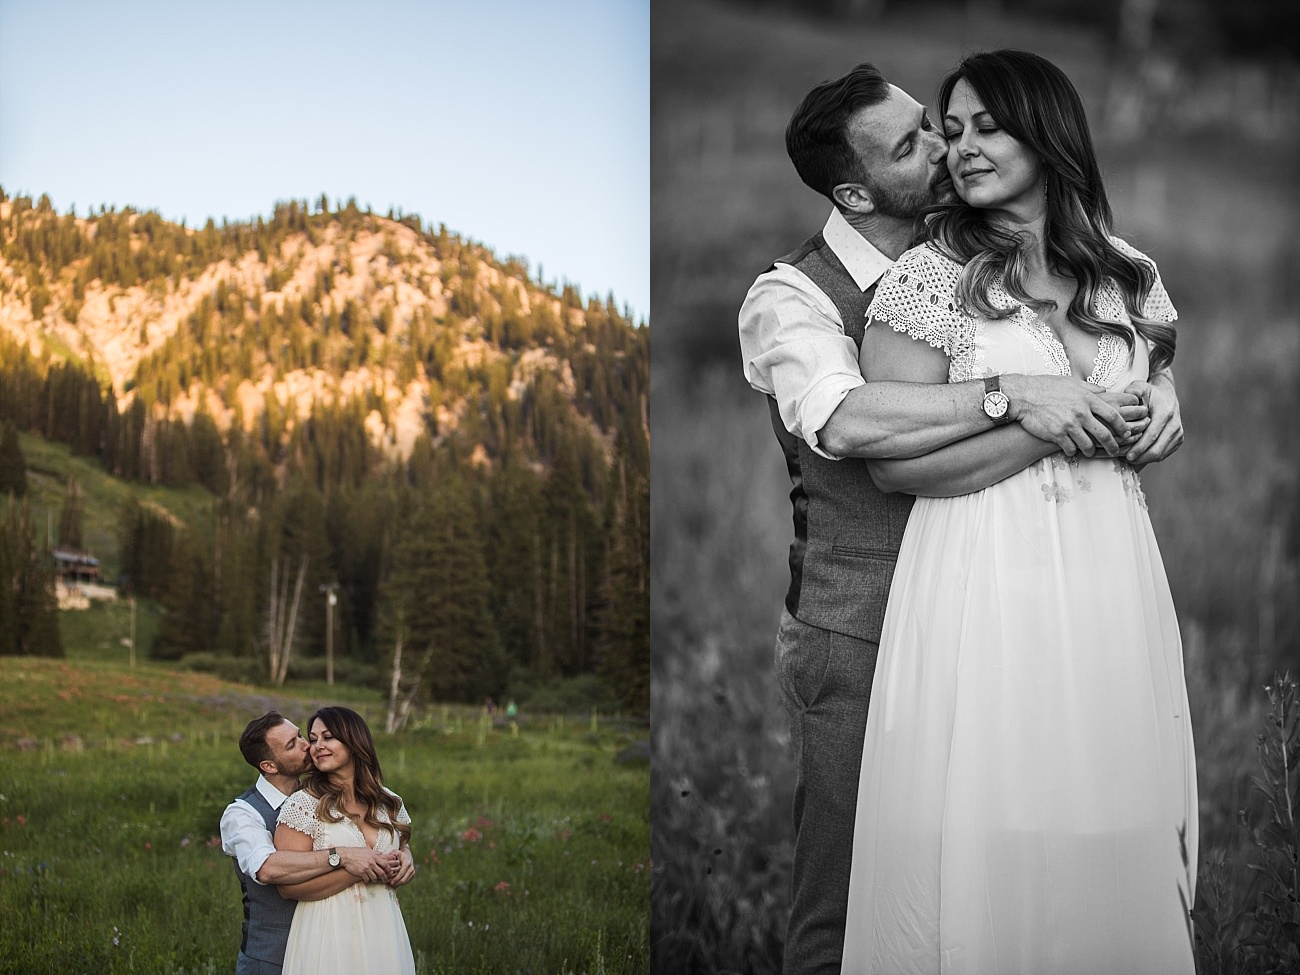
[841,455,1197,975]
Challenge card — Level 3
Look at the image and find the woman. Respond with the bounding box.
[841,51,1196,974]
[274,706,416,975]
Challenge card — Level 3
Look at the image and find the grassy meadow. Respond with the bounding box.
[650,1,1298,972]
[0,657,649,975]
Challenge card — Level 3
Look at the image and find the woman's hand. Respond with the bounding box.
[1122,372,1183,465]
[388,847,416,887]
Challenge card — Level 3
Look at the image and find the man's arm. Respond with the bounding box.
[220,797,393,887]
[740,264,1139,464]
[271,824,398,902]
[857,323,1147,497]
[256,845,393,886]
[820,352,1140,461]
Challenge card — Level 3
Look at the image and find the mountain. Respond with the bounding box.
[0,190,646,468]
[0,189,648,713]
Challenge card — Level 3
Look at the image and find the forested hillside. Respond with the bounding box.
[0,187,648,712]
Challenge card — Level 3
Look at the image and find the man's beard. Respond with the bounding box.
[870,170,954,220]
[288,755,314,777]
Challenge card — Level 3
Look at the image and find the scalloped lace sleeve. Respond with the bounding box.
[384,788,411,827]
[277,789,322,840]
[1109,236,1178,323]
[866,245,966,357]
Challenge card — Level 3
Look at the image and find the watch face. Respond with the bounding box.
[984,391,1009,419]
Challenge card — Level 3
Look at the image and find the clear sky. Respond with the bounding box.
[0,0,649,323]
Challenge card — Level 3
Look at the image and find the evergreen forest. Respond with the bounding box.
[0,188,648,713]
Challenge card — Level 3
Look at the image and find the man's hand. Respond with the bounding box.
[388,847,416,888]
[1001,374,1145,458]
[1123,372,1183,465]
[338,846,396,883]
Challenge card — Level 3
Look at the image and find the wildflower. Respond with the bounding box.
[205,836,221,849]
[474,815,495,829]
[112,926,120,947]
[14,815,25,827]
[494,881,511,894]
[460,828,482,843]
[180,836,191,848]
[144,841,152,850]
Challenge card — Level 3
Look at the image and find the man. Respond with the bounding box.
[738,63,1182,975]
[220,711,413,975]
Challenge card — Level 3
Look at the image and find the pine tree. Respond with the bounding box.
[0,498,62,656]
[0,422,27,497]
[594,447,649,713]
[58,476,84,549]
[380,477,506,703]
[487,459,545,671]
[153,531,213,660]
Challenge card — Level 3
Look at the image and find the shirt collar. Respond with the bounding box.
[256,774,295,809]
[823,208,894,292]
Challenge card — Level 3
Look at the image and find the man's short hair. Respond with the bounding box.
[786,62,892,201]
[238,711,286,770]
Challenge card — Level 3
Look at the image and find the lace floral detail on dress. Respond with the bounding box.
[1114,460,1148,509]
[395,799,411,826]
[1087,332,1131,388]
[867,246,973,367]
[278,789,324,840]
[1039,454,1094,503]
[1108,236,1178,324]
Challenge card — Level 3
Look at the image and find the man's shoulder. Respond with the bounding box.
[769,232,825,272]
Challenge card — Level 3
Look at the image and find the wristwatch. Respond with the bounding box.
[328,847,341,869]
[982,375,1012,425]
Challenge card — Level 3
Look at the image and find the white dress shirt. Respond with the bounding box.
[220,774,294,885]
[738,208,894,459]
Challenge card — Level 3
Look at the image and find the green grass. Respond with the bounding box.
[0,660,648,975]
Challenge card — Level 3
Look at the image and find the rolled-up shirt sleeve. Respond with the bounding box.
[220,800,277,885]
[739,264,865,458]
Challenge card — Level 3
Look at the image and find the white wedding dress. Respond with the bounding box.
[841,240,1197,975]
[278,789,416,975]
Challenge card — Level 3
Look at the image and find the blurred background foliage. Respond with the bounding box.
[650,0,1299,970]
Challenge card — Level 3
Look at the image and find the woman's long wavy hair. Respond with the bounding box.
[925,50,1175,372]
[303,706,410,846]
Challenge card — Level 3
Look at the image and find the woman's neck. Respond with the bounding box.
[329,767,357,803]
[988,207,1049,269]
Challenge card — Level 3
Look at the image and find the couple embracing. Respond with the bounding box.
[741,51,1197,974]
[219,707,417,975]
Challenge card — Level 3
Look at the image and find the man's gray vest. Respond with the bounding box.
[767,232,914,644]
[233,785,296,966]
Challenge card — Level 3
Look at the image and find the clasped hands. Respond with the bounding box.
[1006,372,1183,465]
[337,845,416,887]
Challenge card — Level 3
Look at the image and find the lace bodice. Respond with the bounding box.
[278,788,410,852]
[866,237,1177,387]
